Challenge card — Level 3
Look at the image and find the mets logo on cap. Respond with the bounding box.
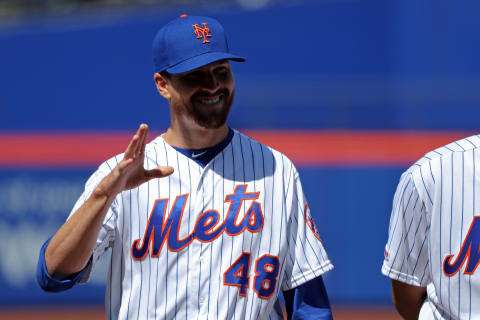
[305,203,322,242]
[193,23,211,44]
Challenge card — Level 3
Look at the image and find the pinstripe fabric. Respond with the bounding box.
[382,134,480,320]
[68,129,332,320]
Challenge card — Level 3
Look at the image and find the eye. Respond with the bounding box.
[182,71,202,81]
[215,66,230,76]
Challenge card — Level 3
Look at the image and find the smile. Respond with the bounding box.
[196,95,223,105]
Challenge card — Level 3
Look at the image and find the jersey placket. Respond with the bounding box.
[188,163,212,320]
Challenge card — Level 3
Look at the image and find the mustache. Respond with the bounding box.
[192,88,229,99]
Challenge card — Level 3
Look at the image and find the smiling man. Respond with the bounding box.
[37,15,333,319]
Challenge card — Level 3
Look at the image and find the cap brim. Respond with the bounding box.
[166,52,245,74]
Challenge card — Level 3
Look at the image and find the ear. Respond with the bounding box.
[154,73,171,99]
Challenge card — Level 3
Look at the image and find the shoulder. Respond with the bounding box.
[143,134,166,159]
[145,134,165,152]
[407,134,480,176]
[401,134,480,205]
[232,129,298,174]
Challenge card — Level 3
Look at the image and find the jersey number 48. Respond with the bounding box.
[223,252,279,299]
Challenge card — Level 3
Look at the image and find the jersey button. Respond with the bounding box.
[199,296,205,304]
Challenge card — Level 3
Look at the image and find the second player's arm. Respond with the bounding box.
[391,279,426,320]
[44,124,173,278]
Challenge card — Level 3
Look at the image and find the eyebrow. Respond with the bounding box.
[179,61,230,77]
[210,60,229,67]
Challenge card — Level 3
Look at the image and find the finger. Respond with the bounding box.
[140,124,149,155]
[124,134,141,159]
[118,158,134,172]
[134,124,148,156]
[145,166,174,180]
[125,124,145,159]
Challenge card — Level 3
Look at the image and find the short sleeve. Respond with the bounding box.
[281,171,333,291]
[67,161,120,283]
[382,171,431,286]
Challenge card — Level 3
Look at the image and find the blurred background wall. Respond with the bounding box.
[1,0,480,315]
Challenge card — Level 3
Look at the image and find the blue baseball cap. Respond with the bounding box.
[153,14,246,75]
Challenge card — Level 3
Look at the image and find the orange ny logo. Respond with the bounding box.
[192,23,211,44]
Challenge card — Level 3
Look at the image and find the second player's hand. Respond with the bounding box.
[96,124,174,198]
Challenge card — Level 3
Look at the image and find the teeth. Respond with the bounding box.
[198,96,221,105]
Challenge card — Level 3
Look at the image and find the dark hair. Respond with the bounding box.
[160,71,171,79]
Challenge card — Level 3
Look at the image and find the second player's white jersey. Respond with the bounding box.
[71,129,332,320]
[382,134,480,320]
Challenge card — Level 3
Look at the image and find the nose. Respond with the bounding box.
[201,72,220,92]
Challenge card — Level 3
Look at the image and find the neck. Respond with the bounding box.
[163,120,229,149]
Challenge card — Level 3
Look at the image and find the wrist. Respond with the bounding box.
[92,184,117,202]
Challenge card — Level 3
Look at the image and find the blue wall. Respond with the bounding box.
[3,0,480,132]
[2,0,480,306]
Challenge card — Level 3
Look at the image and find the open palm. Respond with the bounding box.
[97,124,174,198]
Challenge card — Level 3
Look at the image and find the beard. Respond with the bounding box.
[183,88,234,129]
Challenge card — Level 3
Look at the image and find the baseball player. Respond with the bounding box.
[36,15,333,319]
[382,134,480,319]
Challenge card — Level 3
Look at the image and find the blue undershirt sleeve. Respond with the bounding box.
[36,237,92,292]
[283,276,333,320]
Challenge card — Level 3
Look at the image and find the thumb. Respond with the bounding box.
[145,166,174,180]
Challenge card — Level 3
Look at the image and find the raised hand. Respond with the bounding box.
[95,124,174,198]
[44,124,174,277]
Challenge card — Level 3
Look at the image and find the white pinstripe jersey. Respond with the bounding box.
[70,129,333,320]
[382,134,480,320]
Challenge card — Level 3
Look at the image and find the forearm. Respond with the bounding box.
[391,279,427,320]
[45,187,115,278]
